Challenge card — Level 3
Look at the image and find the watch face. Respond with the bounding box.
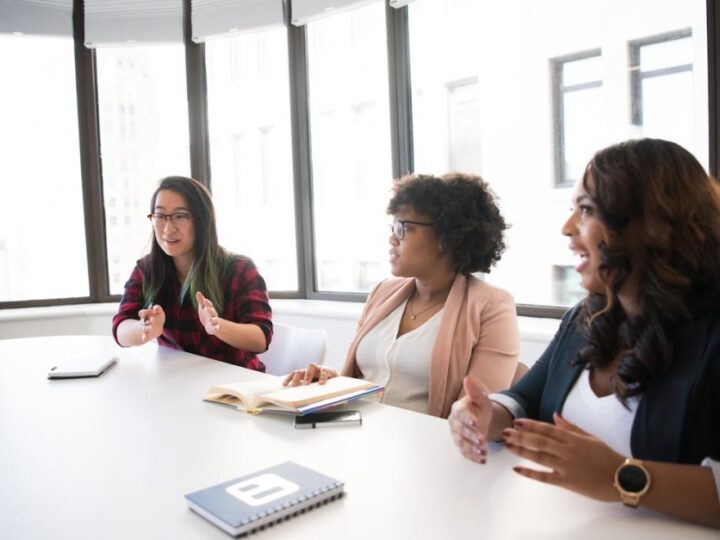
[618,464,648,493]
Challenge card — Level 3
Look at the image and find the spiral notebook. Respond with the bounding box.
[185,461,344,536]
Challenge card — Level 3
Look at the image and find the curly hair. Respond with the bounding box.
[576,139,720,403]
[386,173,508,274]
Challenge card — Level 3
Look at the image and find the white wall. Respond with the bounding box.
[0,301,560,370]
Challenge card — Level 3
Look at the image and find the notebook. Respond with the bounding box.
[185,461,344,536]
[48,356,118,379]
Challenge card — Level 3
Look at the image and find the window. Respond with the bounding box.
[205,27,298,291]
[306,2,393,293]
[0,35,88,302]
[408,0,708,308]
[553,265,586,306]
[630,29,695,151]
[551,50,604,188]
[96,44,191,295]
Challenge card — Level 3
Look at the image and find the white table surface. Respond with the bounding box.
[0,335,715,539]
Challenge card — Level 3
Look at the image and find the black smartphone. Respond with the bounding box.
[294,410,362,429]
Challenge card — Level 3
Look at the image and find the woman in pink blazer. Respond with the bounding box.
[285,173,520,418]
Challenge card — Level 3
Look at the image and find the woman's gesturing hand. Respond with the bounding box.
[138,304,166,342]
[196,291,221,335]
[283,363,338,386]
[503,412,624,502]
[448,376,494,464]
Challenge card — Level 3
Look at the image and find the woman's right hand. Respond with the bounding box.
[448,375,494,464]
[138,304,165,342]
[283,363,338,386]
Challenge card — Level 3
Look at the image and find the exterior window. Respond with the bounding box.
[96,45,191,295]
[629,29,694,150]
[307,2,393,293]
[0,36,88,302]
[553,265,586,306]
[551,50,604,188]
[408,0,708,307]
[205,28,298,291]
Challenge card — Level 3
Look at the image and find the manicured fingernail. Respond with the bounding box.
[512,466,521,473]
[505,442,514,449]
[502,428,511,439]
[465,419,476,428]
[514,419,524,429]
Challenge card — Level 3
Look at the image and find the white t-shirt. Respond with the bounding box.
[355,299,442,414]
[560,369,639,457]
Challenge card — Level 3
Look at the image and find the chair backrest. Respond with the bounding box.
[259,324,328,376]
[511,361,529,385]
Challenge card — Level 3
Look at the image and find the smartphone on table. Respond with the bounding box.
[294,410,362,429]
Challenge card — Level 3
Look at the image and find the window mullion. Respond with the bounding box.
[73,0,109,303]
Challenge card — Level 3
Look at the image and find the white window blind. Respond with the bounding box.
[191,0,285,42]
[84,0,183,47]
[0,0,73,37]
[290,0,379,26]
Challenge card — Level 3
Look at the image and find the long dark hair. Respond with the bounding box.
[142,176,230,311]
[576,139,720,402]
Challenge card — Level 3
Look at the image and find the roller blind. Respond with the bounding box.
[0,0,73,37]
[84,0,183,47]
[191,0,285,42]
[289,0,379,26]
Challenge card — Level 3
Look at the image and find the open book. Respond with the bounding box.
[204,375,383,415]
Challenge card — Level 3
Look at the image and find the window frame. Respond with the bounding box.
[1,0,719,319]
[629,28,693,127]
[551,48,603,189]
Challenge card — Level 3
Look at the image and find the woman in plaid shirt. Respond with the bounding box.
[113,176,273,371]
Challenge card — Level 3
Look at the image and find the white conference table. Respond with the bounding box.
[0,335,715,540]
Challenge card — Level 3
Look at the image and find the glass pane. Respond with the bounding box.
[563,86,608,182]
[205,28,298,291]
[409,0,708,307]
[0,36,88,301]
[563,54,602,87]
[640,72,694,150]
[640,36,692,71]
[307,2,393,293]
[96,45,191,295]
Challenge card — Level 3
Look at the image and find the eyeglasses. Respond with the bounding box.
[390,220,434,241]
[147,212,193,227]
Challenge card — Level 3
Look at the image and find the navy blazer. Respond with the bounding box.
[503,305,720,464]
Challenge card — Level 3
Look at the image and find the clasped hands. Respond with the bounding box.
[448,375,624,502]
[138,291,220,342]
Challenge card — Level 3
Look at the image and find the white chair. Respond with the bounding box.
[259,323,328,376]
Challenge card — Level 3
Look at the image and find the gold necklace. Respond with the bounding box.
[409,294,446,321]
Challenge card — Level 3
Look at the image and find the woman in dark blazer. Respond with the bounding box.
[449,138,720,528]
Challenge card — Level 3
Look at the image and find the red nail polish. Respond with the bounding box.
[504,442,514,449]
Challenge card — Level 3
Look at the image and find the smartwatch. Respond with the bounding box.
[613,458,651,507]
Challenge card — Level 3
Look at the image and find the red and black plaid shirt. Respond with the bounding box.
[112,254,273,371]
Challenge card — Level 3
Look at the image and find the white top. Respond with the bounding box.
[355,299,442,414]
[560,369,639,457]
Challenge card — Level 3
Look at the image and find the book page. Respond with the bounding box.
[258,376,373,409]
[207,377,284,409]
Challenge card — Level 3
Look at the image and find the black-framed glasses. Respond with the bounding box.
[390,220,434,241]
[147,212,193,227]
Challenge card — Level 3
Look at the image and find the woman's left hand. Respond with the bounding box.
[503,412,625,502]
[196,291,221,335]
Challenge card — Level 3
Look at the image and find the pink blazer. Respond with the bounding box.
[341,273,520,418]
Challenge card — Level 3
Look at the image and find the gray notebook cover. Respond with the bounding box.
[185,461,344,536]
